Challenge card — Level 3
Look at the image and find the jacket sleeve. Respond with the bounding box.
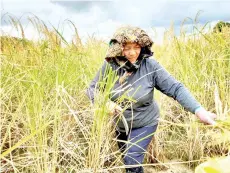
[86,61,108,104]
[152,59,201,114]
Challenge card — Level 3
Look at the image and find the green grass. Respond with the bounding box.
[0,15,229,172]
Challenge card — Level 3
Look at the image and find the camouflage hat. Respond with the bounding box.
[105,26,153,62]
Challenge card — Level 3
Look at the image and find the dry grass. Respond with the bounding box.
[0,15,229,172]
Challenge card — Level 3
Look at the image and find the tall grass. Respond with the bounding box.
[1,15,126,172]
[151,21,230,168]
[1,15,229,172]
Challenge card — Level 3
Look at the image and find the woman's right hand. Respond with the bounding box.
[106,100,123,116]
[106,100,129,135]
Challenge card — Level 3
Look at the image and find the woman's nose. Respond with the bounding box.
[129,49,135,56]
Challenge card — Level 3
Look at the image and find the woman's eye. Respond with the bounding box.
[124,47,139,50]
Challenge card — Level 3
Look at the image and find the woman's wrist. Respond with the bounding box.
[195,106,206,115]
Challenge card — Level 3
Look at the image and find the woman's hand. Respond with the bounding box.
[106,100,123,116]
[195,108,217,125]
[106,100,129,135]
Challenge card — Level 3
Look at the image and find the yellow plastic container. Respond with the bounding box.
[195,156,230,173]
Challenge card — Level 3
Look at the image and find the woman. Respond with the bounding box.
[86,26,216,173]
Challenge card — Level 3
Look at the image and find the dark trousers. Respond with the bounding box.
[116,124,158,173]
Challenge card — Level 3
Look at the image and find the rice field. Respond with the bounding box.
[0,16,230,173]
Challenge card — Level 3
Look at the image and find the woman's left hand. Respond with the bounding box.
[195,109,217,125]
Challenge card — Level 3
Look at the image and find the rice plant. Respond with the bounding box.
[0,15,229,172]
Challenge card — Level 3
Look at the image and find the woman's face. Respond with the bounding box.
[122,42,141,63]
